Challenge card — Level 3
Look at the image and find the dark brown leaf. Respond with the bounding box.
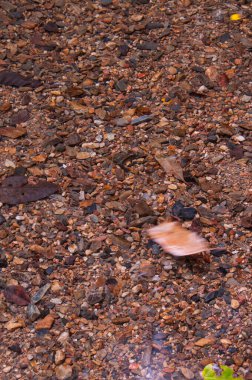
[217,73,229,88]
[10,109,30,125]
[0,71,41,88]
[0,175,59,205]
[0,127,27,138]
[4,285,30,306]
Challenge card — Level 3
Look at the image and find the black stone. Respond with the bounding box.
[191,294,200,303]
[80,307,98,320]
[13,166,27,176]
[217,287,225,297]
[136,42,158,51]
[105,277,118,286]
[0,213,6,225]
[55,143,66,152]
[204,290,219,303]
[101,0,112,5]
[218,33,231,43]
[115,79,127,92]
[0,251,8,268]
[228,347,238,354]
[87,293,104,306]
[218,266,228,276]
[118,44,129,57]
[178,207,197,220]
[44,266,54,275]
[211,248,228,257]
[85,203,97,214]
[44,22,59,33]
[172,201,197,221]
[64,256,76,266]
[151,243,161,255]
[171,201,184,217]
[207,133,218,143]
[146,22,164,30]
[8,344,22,354]
[223,293,231,304]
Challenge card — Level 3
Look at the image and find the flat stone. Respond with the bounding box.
[32,283,51,304]
[55,365,72,380]
[116,118,129,127]
[27,303,41,322]
[131,115,153,125]
[195,337,215,347]
[76,152,92,160]
[35,314,55,330]
[55,350,65,365]
[115,79,127,92]
[137,41,158,50]
[5,320,25,331]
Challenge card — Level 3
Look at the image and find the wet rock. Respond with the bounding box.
[10,109,30,125]
[44,22,59,33]
[35,314,54,330]
[112,316,130,325]
[101,0,112,5]
[131,115,153,125]
[0,214,6,225]
[55,350,65,365]
[207,133,218,143]
[211,248,228,257]
[80,307,98,320]
[87,291,104,306]
[218,33,231,43]
[227,141,244,159]
[131,199,154,216]
[118,44,129,57]
[204,290,219,303]
[55,365,72,380]
[146,22,164,30]
[27,303,41,322]
[137,41,158,50]
[8,344,22,354]
[5,320,25,331]
[32,283,51,304]
[172,201,197,221]
[64,256,76,266]
[110,235,131,249]
[0,250,8,268]
[65,133,81,146]
[115,79,127,92]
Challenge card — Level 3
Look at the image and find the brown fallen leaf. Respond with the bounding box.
[205,66,219,82]
[0,70,41,88]
[0,175,58,205]
[148,221,209,256]
[4,285,30,306]
[0,127,27,138]
[10,109,30,125]
[155,155,185,181]
[194,337,215,347]
[0,102,12,112]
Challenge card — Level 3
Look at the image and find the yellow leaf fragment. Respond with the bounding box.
[230,14,242,21]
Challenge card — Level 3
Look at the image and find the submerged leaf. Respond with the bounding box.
[148,221,209,256]
[230,14,241,21]
[0,175,58,205]
[0,71,41,88]
[0,127,27,138]
[10,109,30,125]
[202,364,243,380]
[155,155,185,181]
[4,285,30,306]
